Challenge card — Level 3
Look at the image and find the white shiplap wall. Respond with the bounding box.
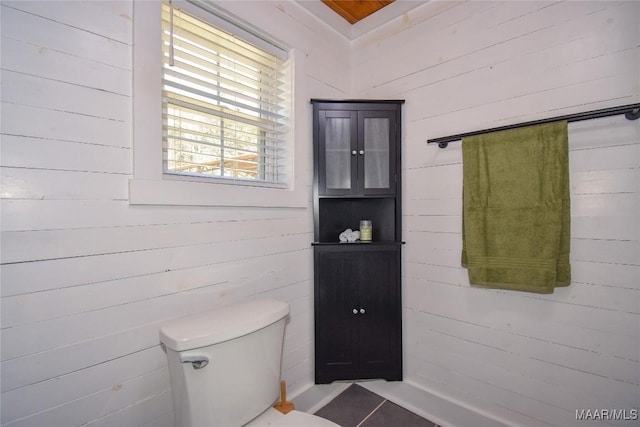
[352,1,639,427]
[0,1,350,426]
[2,1,639,426]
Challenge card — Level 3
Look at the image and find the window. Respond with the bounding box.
[130,1,305,207]
[162,2,286,184]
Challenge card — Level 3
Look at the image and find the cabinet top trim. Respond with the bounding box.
[310,99,405,104]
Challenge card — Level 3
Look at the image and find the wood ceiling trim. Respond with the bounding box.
[321,0,396,25]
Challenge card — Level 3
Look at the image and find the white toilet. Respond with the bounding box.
[159,298,340,427]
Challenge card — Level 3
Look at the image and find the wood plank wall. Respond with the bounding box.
[352,1,639,426]
[0,1,350,426]
[3,1,638,426]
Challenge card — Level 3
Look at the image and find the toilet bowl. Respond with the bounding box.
[159,298,339,427]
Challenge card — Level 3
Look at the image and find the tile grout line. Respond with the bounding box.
[355,399,387,427]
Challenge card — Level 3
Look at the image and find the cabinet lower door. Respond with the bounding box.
[314,246,402,384]
[355,249,402,381]
[315,249,359,383]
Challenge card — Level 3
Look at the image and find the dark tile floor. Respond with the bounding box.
[314,384,439,427]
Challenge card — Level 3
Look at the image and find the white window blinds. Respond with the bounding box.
[161,2,287,184]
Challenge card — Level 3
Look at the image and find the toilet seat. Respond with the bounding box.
[246,408,340,427]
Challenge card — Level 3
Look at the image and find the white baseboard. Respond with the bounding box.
[290,382,352,415]
[291,379,515,427]
[356,379,509,427]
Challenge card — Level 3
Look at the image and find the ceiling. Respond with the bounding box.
[296,0,428,40]
[321,0,395,24]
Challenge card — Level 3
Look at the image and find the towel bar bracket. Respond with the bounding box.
[625,108,640,120]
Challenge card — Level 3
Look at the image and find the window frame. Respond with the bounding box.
[130,0,305,208]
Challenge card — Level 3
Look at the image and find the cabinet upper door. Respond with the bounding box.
[359,110,397,196]
[318,110,358,196]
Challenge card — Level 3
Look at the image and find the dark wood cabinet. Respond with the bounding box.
[312,100,403,384]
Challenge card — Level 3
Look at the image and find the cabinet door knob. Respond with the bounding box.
[351,150,357,155]
[360,308,366,314]
[359,150,364,155]
[352,308,358,315]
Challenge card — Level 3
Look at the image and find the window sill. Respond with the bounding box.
[129,178,307,208]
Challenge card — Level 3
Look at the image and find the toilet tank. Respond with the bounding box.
[159,299,290,427]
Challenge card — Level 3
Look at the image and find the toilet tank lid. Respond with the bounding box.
[159,298,290,351]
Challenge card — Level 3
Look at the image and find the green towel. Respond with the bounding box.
[461,121,571,294]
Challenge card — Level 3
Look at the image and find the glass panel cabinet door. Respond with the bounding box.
[325,117,352,190]
[363,117,390,189]
[318,110,357,195]
[359,111,396,195]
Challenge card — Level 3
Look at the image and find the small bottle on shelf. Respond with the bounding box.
[359,220,372,242]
